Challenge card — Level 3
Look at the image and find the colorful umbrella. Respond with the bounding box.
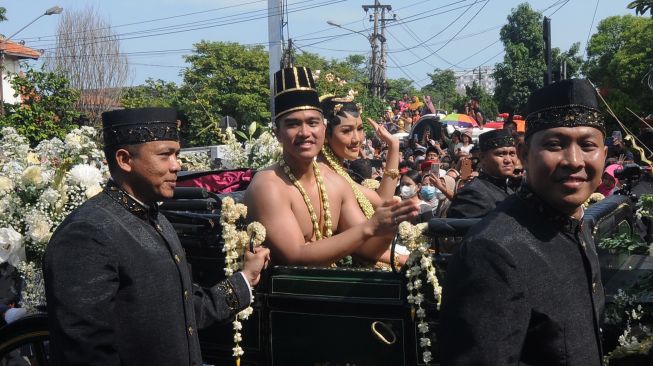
[440,113,478,128]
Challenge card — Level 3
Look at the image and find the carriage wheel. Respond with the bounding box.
[0,314,49,365]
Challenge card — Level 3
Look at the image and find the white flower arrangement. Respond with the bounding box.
[636,194,653,219]
[0,126,108,311]
[219,196,266,364]
[221,125,281,170]
[397,221,441,365]
[0,227,25,267]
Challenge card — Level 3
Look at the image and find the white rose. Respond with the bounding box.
[0,176,14,194]
[85,184,103,199]
[41,188,60,205]
[64,133,83,150]
[68,164,103,188]
[0,227,25,266]
[21,166,43,187]
[27,221,52,244]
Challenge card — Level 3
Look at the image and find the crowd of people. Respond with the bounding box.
[40,65,652,366]
[353,94,652,223]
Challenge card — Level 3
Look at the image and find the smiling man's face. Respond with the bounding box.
[519,126,607,218]
[276,109,325,163]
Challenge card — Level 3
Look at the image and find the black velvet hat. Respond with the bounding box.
[479,129,515,152]
[274,66,322,121]
[102,107,179,148]
[525,79,605,139]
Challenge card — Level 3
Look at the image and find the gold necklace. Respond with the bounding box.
[279,157,333,240]
[321,144,375,219]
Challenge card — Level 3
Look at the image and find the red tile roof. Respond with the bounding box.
[0,39,41,60]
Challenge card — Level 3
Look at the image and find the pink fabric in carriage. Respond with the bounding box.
[176,169,254,194]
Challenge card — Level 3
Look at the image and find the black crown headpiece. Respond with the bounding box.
[479,129,515,152]
[102,107,179,148]
[525,79,605,139]
[274,66,322,122]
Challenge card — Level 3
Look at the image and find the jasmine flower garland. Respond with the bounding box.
[398,221,441,365]
[220,196,266,365]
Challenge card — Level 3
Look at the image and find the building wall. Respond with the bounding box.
[1,57,22,104]
[455,67,496,96]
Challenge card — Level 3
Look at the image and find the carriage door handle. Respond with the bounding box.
[371,321,397,345]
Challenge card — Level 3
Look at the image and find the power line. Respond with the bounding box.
[394,19,453,68]
[290,0,478,50]
[549,0,571,17]
[19,0,269,42]
[29,0,339,50]
[584,0,600,57]
[388,0,490,69]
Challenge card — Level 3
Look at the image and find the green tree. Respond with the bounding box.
[421,69,457,112]
[551,42,584,81]
[0,7,7,22]
[459,82,499,121]
[293,51,384,129]
[493,3,546,114]
[385,78,417,102]
[0,66,81,145]
[121,78,180,108]
[583,15,653,129]
[181,41,270,146]
[628,0,653,16]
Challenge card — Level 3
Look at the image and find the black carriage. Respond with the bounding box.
[0,170,640,365]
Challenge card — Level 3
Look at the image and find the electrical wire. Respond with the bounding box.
[584,0,600,57]
[30,0,344,51]
[388,0,490,69]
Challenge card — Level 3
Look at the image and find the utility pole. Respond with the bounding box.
[543,16,552,86]
[362,1,393,98]
[267,0,283,119]
[281,39,294,68]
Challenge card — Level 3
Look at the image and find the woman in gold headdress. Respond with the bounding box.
[318,96,406,267]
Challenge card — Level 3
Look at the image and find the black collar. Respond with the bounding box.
[104,180,159,223]
[478,171,510,190]
[517,184,582,233]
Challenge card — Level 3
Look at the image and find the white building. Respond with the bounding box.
[455,66,496,96]
[0,39,41,104]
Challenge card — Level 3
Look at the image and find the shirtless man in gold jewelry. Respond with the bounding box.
[244,67,419,266]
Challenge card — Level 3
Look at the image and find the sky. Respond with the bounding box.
[1,0,637,89]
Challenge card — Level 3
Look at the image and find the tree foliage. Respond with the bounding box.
[0,7,7,22]
[628,0,653,16]
[493,3,545,114]
[551,42,584,81]
[385,78,418,102]
[181,41,270,146]
[584,15,653,128]
[454,82,499,121]
[121,79,180,109]
[420,69,457,112]
[293,51,384,129]
[0,66,81,145]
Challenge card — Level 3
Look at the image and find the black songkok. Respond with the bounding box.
[525,79,605,139]
[479,129,515,152]
[102,107,179,148]
[274,66,322,121]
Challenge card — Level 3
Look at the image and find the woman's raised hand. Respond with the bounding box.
[367,118,396,146]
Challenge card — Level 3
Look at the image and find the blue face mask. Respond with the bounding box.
[420,185,436,201]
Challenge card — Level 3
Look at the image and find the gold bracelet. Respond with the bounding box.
[385,168,400,179]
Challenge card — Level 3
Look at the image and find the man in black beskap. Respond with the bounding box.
[440,79,606,365]
[446,129,516,218]
[45,107,270,366]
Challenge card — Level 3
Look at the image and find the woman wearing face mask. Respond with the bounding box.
[399,170,435,223]
[319,95,405,266]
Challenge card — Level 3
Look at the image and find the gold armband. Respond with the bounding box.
[385,169,400,179]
